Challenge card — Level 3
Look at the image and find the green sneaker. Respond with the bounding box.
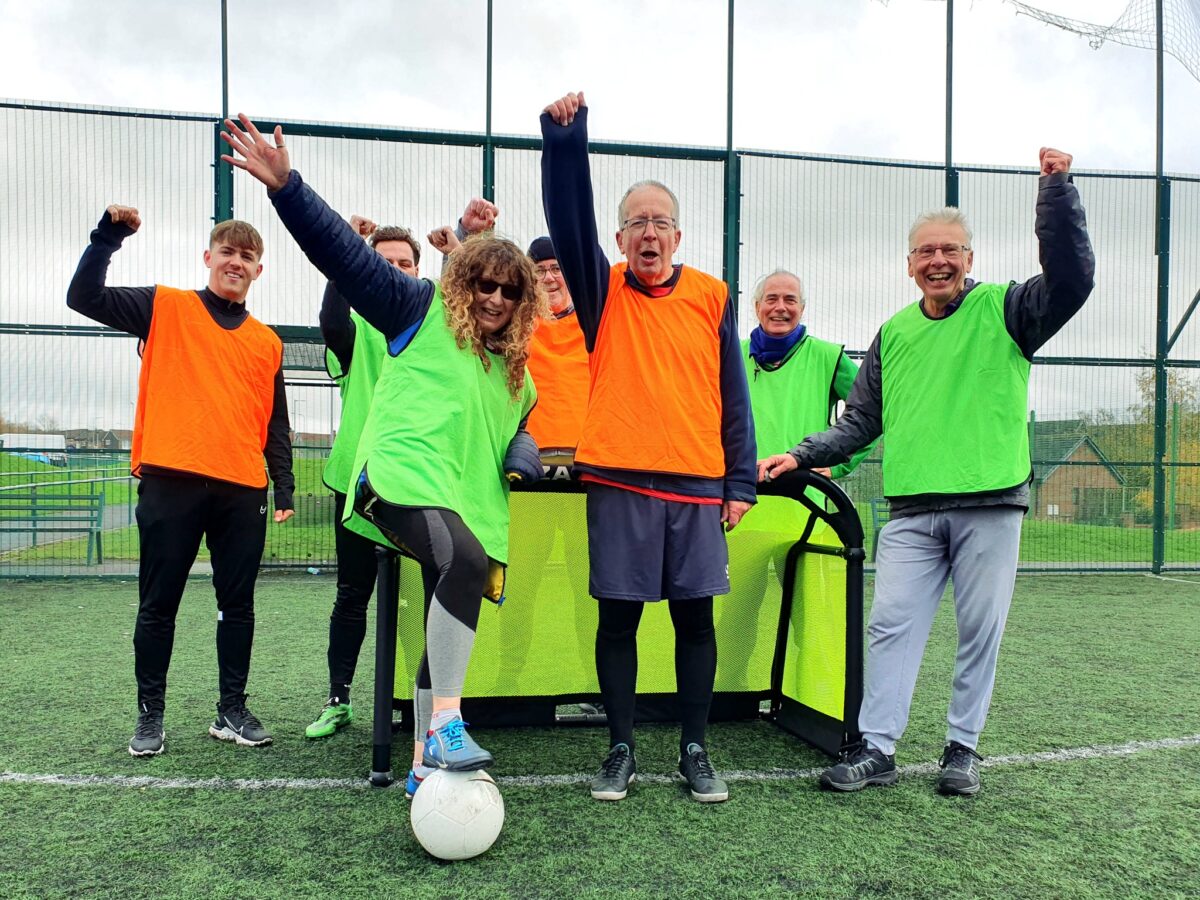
[305,699,353,739]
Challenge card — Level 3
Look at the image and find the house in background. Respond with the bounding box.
[1031,431,1127,526]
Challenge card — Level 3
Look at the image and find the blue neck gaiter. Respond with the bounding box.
[748,323,806,366]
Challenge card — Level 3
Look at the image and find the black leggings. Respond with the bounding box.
[595,597,717,753]
[361,495,487,707]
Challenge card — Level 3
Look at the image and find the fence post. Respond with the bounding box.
[213,0,233,224]
[944,0,958,207]
[1152,177,1171,573]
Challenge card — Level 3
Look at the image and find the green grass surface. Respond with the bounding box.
[1,574,1197,898]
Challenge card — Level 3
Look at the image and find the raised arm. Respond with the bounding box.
[66,206,155,338]
[1004,147,1096,359]
[540,92,610,349]
[319,281,355,376]
[221,115,434,343]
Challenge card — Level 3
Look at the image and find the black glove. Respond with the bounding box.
[503,430,543,484]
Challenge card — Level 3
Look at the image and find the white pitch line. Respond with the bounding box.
[1144,573,1200,585]
[2,735,1197,792]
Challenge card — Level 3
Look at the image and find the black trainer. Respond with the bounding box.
[937,741,982,796]
[679,743,729,803]
[590,742,636,801]
[209,698,272,747]
[129,705,165,757]
[819,741,898,792]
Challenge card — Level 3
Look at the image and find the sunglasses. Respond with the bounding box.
[475,278,523,301]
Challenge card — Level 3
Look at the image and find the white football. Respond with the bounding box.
[409,769,505,861]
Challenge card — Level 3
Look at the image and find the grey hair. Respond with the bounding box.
[752,269,806,305]
[618,180,680,224]
[907,207,973,251]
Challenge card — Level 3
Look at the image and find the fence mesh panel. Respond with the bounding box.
[2,103,1198,575]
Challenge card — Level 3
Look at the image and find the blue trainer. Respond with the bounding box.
[404,768,424,799]
[422,719,494,771]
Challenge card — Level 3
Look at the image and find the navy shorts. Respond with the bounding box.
[585,483,730,602]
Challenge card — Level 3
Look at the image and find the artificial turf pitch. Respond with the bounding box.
[0,574,1196,898]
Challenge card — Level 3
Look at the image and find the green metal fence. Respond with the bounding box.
[2,92,1199,575]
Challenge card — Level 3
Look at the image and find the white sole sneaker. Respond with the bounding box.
[590,773,636,801]
[208,724,272,747]
[128,733,165,757]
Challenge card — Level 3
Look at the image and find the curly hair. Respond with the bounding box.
[439,235,549,398]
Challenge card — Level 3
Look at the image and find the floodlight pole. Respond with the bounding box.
[213,0,234,224]
[482,0,496,202]
[722,0,741,305]
[944,0,958,207]
[1152,0,1169,573]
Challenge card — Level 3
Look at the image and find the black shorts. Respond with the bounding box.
[585,483,729,602]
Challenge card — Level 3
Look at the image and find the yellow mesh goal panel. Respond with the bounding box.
[392,490,846,709]
[779,518,847,720]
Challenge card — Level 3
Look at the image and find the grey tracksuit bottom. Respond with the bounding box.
[861,506,1024,756]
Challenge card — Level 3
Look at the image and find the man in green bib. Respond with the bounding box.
[760,148,1094,796]
[723,269,869,683]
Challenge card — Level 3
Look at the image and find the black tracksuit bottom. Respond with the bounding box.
[134,472,267,711]
[325,490,379,701]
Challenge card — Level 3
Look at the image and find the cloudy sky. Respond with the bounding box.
[3,0,1199,434]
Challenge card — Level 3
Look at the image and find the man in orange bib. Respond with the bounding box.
[542,92,756,803]
[68,207,295,758]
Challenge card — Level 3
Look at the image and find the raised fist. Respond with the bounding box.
[350,215,377,238]
[428,226,461,256]
[106,205,142,232]
[1039,147,1072,176]
[461,198,499,234]
[543,91,586,126]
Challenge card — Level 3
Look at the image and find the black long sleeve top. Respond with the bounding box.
[66,212,295,510]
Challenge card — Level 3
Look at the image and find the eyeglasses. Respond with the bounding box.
[908,244,970,260]
[621,217,676,234]
[535,264,561,277]
[475,278,523,301]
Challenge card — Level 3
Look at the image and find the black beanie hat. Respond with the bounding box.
[527,236,556,263]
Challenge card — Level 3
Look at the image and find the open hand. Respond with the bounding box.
[1039,147,1072,176]
[106,205,142,232]
[220,113,291,191]
[544,91,586,126]
[274,509,294,524]
[757,454,798,482]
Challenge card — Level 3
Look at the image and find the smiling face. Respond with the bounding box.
[535,259,570,313]
[755,273,805,336]
[204,241,263,303]
[472,266,522,337]
[907,221,973,310]
[615,185,680,286]
[374,239,418,276]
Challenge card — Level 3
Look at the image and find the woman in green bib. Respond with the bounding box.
[220,114,549,793]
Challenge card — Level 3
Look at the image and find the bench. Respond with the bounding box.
[868,497,890,562]
[0,486,106,564]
